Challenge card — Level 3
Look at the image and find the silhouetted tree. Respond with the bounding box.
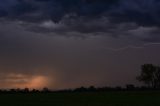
[31,89,40,93]
[10,89,16,93]
[88,86,96,91]
[137,64,160,88]
[126,84,135,90]
[97,86,112,91]
[24,88,29,93]
[42,87,50,93]
[115,86,122,91]
[74,86,87,92]
[16,88,21,92]
[155,66,160,88]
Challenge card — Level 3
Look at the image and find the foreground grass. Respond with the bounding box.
[0,91,160,106]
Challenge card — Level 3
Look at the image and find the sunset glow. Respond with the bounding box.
[17,76,49,89]
[0,73,50,89]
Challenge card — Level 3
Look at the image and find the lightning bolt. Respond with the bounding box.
[100,42,160,51]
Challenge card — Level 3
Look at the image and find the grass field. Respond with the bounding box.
[0,91,160,106]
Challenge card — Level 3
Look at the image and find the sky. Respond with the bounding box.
[1,0,160,89]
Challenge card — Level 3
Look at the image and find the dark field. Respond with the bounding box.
[0,91,160,106]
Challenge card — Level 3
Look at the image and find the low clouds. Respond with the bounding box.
[19,17,160,43]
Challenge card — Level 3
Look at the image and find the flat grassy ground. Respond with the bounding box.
[0,91,160,106]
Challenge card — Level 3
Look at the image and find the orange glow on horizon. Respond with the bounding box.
[18,76,49,89]
[0,73,51,89]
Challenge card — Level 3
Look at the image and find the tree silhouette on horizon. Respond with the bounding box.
[137,64,160,88]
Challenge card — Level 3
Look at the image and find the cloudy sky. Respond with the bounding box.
[0,0,160,89]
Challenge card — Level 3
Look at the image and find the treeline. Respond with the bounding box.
[57,85,160,93]
[0,85,159,94]
[0,63,160,93]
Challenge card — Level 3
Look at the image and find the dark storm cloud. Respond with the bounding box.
[0,0,159,41]
[0,0,119,22]
[0,0,160,25]
[110,0,160,27]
